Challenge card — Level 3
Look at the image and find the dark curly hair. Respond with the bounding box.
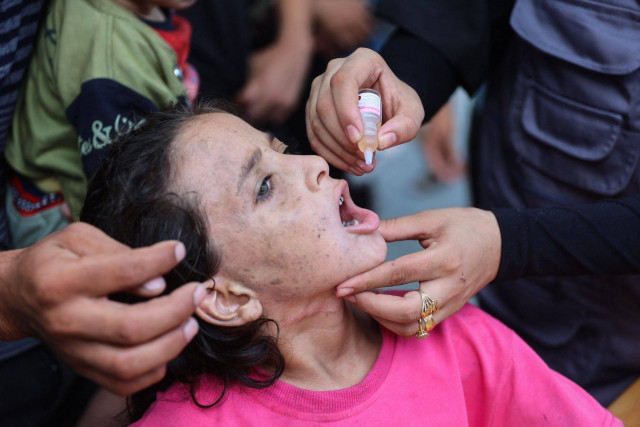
[80,100,284,422]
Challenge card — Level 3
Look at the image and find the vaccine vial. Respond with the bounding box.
[357,88,381,165]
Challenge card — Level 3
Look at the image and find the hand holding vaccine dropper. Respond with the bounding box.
[357,89,381,165]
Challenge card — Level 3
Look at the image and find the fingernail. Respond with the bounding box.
[379,133,396,149]
[347,125,360,143]
[336,287,354,297]
[344,295,356,304]
[175,242,186,262]
[356,160,374,171]
[183,317,198,341]
[193,284,207,306]
[141,277,165,293]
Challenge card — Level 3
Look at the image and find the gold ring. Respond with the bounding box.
[417,289,439,317]
[416,317,428,339]
[424,314,435,332]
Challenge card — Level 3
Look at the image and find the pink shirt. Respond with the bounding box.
[133,304,621,426]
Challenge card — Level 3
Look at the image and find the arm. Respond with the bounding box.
[376,0,498,94]
[0,222,207,396]
[378,30,458,132]
[335,195,640,337]
[236,0,314,125]
[312,0,374,58]
[377,0,515,120]
[418,100,467,182]
[494,194,640,280]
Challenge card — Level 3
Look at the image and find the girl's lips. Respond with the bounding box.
[336,180,381,234]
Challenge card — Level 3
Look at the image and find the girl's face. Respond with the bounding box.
[171,113,386,306]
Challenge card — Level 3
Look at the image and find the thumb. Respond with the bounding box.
[335,262,391,296]
[378,213,430,242]
[378,113,421,150]
[378,80,424,150]
[377,218,398,242]
[336,248,436,296]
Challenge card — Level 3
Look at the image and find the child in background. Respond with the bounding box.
[4,0,199,248]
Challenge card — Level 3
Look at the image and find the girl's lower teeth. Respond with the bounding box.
[342,219,360,227]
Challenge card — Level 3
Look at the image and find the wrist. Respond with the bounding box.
[276,31,313,57]
[477,208,502,284]
[277,0,313,56]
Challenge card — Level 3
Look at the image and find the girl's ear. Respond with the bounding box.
[196,275,262,327]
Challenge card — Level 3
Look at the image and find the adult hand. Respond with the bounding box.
[236,38,312,126]
[335,208,501,337]
[419,102,467,182]
[236,0,313,126]
[306,48,424,175]
[312,0,374,58]
[0,222,207,396]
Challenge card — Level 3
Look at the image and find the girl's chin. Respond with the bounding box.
[344,251,387,280]
[364,239,388,265]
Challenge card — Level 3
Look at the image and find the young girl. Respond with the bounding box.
[81,101,621,426]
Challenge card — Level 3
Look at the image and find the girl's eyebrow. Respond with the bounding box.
[237,148,262,195]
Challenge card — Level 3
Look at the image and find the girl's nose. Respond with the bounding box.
[306,154,330,190]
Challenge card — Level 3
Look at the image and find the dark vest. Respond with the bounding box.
[475,0,640,406]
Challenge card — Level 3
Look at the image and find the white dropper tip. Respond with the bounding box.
[364,148,373,165]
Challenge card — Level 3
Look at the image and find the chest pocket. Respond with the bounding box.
[507,0,640,197]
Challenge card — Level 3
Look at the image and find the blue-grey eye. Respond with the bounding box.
[258,176,271,200]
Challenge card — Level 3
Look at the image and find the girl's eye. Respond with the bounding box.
[257,176,272,200]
